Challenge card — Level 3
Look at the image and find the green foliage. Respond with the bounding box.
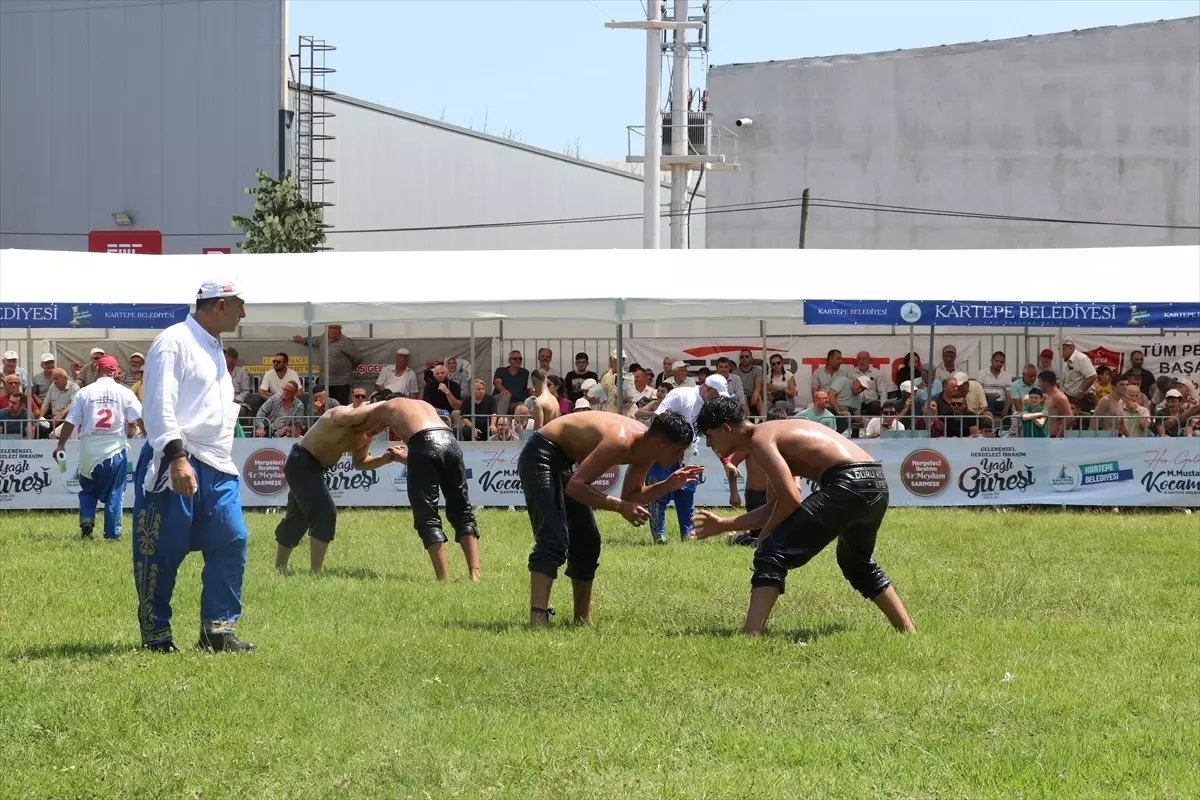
[2,508,1197,798]
[231,169,327,253]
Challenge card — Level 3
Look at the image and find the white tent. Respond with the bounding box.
[2,247,1197,326]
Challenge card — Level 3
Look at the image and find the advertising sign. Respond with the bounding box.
[803,300,1200,329]
[87,230,163,255]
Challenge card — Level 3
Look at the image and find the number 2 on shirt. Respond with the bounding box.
[95,408,114,429]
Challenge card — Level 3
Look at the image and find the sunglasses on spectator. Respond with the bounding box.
[950,402,965,408]
[353,393,366,399]
[510,357,523,362]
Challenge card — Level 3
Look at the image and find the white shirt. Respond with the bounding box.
[260,367,302,397]
[1062,350,1097,396]
[655,385,707,460]
[977,368,1012,398]
[376,365,419,396]
[627,385,656,416]
[65,376,143,477]
[142,315,238,488]
[864,417,905,438]
[851,366,890,404]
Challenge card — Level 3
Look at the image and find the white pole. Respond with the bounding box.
[643,0,661,249]
[668,0,689,250]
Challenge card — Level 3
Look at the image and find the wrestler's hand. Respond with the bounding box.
[386,445,408,464]
[618,501,650,526]
[664,465,704,491]
[729,488,742,508]
[723,460,741,482]
[169,458,198,497]
[693,510,729,540]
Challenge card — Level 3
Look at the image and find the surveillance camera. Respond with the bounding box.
[735,118,753,128]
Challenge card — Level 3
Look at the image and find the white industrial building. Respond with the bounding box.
[705,17,1200,249]
[0,0,703,255]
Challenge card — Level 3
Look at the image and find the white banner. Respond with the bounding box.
[4,437,1197,510]
[625,336,982,405]
[1069,333,1200,391]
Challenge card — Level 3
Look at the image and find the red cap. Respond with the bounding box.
[1039,348,1053,358]
[96,355,120,373]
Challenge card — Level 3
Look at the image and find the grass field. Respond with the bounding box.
[1,507,1197,799]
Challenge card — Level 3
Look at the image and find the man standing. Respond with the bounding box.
[715,357,749,418]
[736,349,764,418]
[694,397,914,636]
[293,324,361,405]
[1037,371,1073,438]
[376,348,420,399]
[1060,339,1098,405]
[565,352,599,406]
[53,355,142,540]
[133,278,254,653]
[527,348,554,397]
[1125,350,1156,398]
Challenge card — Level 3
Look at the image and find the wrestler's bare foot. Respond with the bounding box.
[427,542,450,581]
[469,567,481,582]
[530,572,554,627]
[872,586,915,633]
[742,586,780,636]
[460,536,481,582]
[275,544,294,574]
[571,579,592,627]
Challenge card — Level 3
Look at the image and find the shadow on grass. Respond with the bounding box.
[320,566,390,581]
[9,641,132,662]
[666,621,849,643]
[441,620,529,634]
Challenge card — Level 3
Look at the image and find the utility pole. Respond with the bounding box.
[798,188,811,248]
[669,0,690,250]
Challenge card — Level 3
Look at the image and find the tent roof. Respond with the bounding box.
[2,247,1198,325]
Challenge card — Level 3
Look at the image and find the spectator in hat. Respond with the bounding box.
[36,367,79,437]
[934,344,959,382]
[122,352,145,390]
[1012,387,1049,438]
[600,349,633,413]
[77,347,108,387]
[952,372,990,416]
[31,353,57,405]
[2,349,28,390]
[1155,389,1191,436]
[1060,339,1097,404]
[573,396,591,412]
[1037,348,1055,374]
[306,384,341,430]
[662,360,695,390]
[259,352,303,409]
[292,324,361,405]
[654,357,676,389]
[375,347,419,399]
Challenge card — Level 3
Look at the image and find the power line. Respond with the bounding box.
[3,195,1197,239]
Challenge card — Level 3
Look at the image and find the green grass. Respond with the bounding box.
[1,507,1197,799]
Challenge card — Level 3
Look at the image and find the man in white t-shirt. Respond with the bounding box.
[1060,339,1098,404]
[627,364,657,420]
[976,351,1012,416]
[53,355,143,540]
[863,403,906,439]
[258,352,303,410]
[375,347,420,398]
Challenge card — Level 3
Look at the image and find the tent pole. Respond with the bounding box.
[469,321,476,398]
[322,326,330,406]
[25,326,33,414]
[306,326,313,394]
[927,326,936,426]
[616,322,624,415]
[760,319,767,420]
[909,324,915,431]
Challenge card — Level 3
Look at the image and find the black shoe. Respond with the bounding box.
[197,630,256,653]
[80,522,94,539]
[142,640,179,653]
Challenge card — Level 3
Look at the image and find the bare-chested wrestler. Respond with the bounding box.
[726,407,791,547]
[367,396,481,581]
[1037,370,1073,438]
[530,369,561,430]
[275,403,403,573]
[518,410,700,626]
[693,396,914,636]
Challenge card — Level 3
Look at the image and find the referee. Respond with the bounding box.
[132,278,255,653]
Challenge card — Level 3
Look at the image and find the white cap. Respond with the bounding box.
[1062,338,1075,346]
[396,347,410,356]
[855,375,871,387]
[196,277,242,300]
[899,380,913,394]
[611,349,627,360]
[90,347,106,356]
[671,360,686,371]
[703,374,730,396]
[952,371,969,384]
[131,352,145,360]
[2,350,17,360]
[580,378,598,391]
[1165,389,1183,398]
[574,396,591,410]
[40,353,55,363]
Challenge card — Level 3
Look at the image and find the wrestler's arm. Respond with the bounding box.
[695,440,799,539]
[352,439,395,470]
[328,403,378,428]
[618,459,701,505]
[567,441,645,516]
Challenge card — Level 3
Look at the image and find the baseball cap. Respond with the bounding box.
[580,378,598,391]
[942,344,956,352]
[223,347,239,359]
[952,371,969,384]
[1062,338,1075,346]
[396,347,410,356]
[1165,389,1183,398]
[574,397,591,410]
[610,349,627,360]
[1040,348,1053,358]
[90,347,105,356]
[899,380,913,393]
[855,375,871,388]
[131,352,145,360]
[2,350,17,360]
[95,355,119,372]
[671,360,686,371]
[703,374,730,396]
[196,278,242,300]
[40,353,55,364]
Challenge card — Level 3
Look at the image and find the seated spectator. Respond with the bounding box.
[0,374,36,413]
[851,351,889,419]
[932,394,978,438]
[895,352,921,389]
[459,379,497,441]
[513,405,534,439]
[493,415,521,442]
[654,357,675,389]
[696,365,712,384]
[1037,348,1055,375]
[446,356,471,399]
[526,348,554,397]
[34,368,79,439]
[661,360,695,390]
[895,380,920,428]
[493,349,529,414]
[565,352,599,406]
[1093,366,1114,405]
[2,350,29,390]
[624,364,656,420]
[255,380,306,438]
[934,344,959,382]
[31,353,56,405]
[376,348,420,399]
[1148,375,1174,408]
[423,364,463,415]
[349,387,369,408]
[912,369,942,422]
[1116,384,1153,438]
[736,349,765,418]
[0,391,33,438]
[1091,375,1148,432]
[792,390,838,431]
[973,416,997,438]
[1011,388,1049,438]
[1009,364,1038,418]
[823,372,856,435]
[952,372,990,416]
[863,402,905,438]
[77,347,106,387]
[976,351,1011,415]
[308,384,341,428]
[259,353,303,409]
[573,397,591,412]
[121,352,145,390]
[764,355,797,413]
[1155,389,1188,436]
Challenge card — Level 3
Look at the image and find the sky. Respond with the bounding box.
[288,0,1200,159]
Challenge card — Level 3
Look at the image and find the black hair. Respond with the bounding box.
[882,402,898,413]
[696,366,711,378]
[1037,370,1057,386]
[647,410,694,447]
[715,356,733,367]
[826,349,841,360]
[275,352,288,361]
[977,416,995,431]
[531,368,546,383]
[629,363,647,375]
[311,383,325,393]
[546,374,562,392]
[195,297,220,313]
[696,395,744,433]
[574,352,589,361]
[1028,387,1045,397]
[992,351,1006,359]
[766,407,789,421]
[1096,365,1112,376]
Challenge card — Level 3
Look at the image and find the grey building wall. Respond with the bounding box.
[706,18,1200,249]
[0,0,284,255]
[315,94,706,250]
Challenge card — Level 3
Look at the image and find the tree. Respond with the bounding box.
[231,169,327,253]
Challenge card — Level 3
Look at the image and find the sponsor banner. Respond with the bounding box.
[4,438,1196,510]
[1070,334,1200,393]
[87,229,163,255]
[803,300,1200,329]
[0,303,189,329]
[625,336,982,405]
